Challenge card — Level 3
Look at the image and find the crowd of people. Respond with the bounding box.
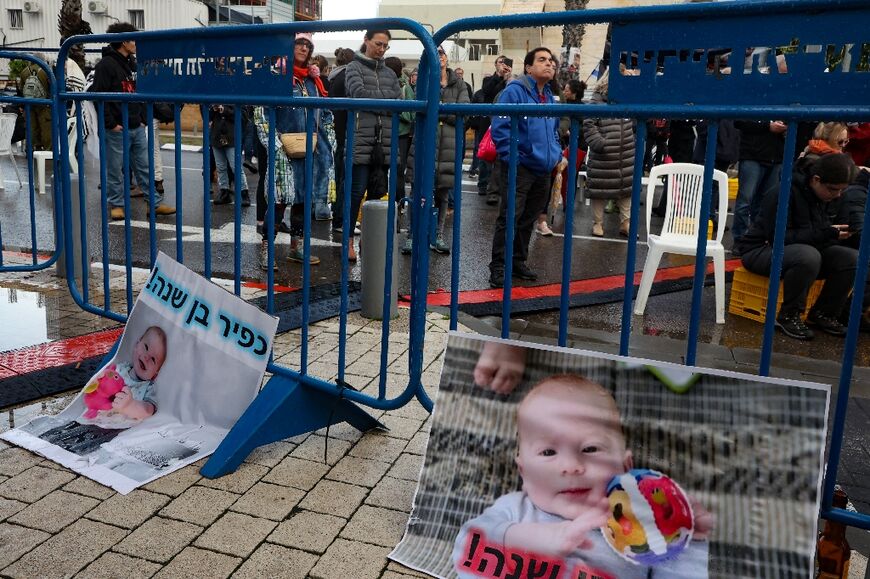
[6,26,870,341]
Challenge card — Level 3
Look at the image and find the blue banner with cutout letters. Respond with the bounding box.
[608,5,870,106]
[136,28,299,97]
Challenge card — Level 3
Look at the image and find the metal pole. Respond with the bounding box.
[360,201,398,319]
[55,174,88,280]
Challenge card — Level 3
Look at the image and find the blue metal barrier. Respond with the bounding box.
[0,52,64,272]
[52,18,441,476]
[433,0,870,531]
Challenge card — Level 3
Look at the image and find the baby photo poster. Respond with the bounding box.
[1,252,278,494]
[390,333,831,579]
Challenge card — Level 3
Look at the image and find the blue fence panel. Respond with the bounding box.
[54,18,441,422]
[432,0,870,532]
[0,52,64,272]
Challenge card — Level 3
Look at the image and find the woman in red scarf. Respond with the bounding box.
[254,32,335,268]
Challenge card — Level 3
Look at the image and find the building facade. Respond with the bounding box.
[378,0,686,91]
[2,0,209,74]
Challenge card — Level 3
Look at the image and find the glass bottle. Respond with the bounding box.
[816,488,851,579]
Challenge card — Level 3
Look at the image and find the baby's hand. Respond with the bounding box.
[689,497,716,541]
[473,342,527,395]
[550,500,610,556]
[112,387,132,411]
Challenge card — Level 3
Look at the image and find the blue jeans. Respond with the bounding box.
[732,160,782,242]
[105,126,160,207]
[212,145,249,192]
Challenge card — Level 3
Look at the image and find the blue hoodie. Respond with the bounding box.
[490,74,561,175]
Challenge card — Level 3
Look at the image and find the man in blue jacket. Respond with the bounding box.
[488,47,562,288]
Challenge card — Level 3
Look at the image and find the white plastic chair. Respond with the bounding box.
[33,116,79,195]
[633,163,729,324]
[0,112,23,191]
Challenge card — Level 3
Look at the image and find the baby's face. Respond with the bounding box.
[133,329,166,381]
[516,386,631,520]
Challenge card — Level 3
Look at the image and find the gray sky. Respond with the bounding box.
[320,0,378,40]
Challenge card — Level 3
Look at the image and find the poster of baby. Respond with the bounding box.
[390,333,830,579]
[1,252,278,494]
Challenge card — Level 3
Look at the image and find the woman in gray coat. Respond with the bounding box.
[582,74,636,237]
[334,29,401,262]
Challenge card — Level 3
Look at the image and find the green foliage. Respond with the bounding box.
[7,60,28,81]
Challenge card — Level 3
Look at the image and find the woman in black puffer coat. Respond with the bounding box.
[582,75,636,238]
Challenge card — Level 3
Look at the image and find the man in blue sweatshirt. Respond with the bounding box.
[488,47,562,288]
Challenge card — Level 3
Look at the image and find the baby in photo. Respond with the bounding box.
[453,374,711,579]
[39,326,167,455]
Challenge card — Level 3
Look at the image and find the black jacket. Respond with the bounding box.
[734,120,785,164]
[830,168,870,249]
[209,105,236,148]
[479,73,508,134]
[736,159,842,254]
[693,120,739,166]
[89,46,146,129]
[329,66,348,151]
[481,73,507,104]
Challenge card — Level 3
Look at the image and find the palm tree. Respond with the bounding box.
[560,0,589,82]
[58,0,92,70]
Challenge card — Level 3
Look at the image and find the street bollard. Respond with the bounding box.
[56,173,90,280]
[360,200,398,320]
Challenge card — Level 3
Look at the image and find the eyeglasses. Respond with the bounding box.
[295,40,313,49]
[438,51,447,57]
[371,41,390,50]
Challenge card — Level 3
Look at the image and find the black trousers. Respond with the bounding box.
[742,243,857,318]
[489,162,550,272]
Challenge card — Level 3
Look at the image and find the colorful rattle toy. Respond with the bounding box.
[602,468,694,565]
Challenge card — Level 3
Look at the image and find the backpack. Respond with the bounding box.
[21,65,47,100]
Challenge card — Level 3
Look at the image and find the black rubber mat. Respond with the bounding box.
[457,272,734,317]
[0,356,105,410]
[248,281,362,334]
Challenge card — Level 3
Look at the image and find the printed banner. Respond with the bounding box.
[390,333,830,579]
[0,252,278,494]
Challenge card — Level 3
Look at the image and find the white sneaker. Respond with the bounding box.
[535,221,554,236]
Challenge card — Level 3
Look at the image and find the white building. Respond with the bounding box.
[1,0,209,75]
[376,0,687,91]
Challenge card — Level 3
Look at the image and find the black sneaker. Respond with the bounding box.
[486,193,500,206]
[806,309,847,336]
[512,262,538,281]
[775,313,815,340]
[489,269,505,289]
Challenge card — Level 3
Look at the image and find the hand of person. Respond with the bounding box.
[833,224,851,240]
[689,497,717,541]
[769,121,787,134]
[552,499,610,555]
[111,125,123,132]
[473,342,527,395]
[503,497,609,558]
[309,64,320,78]
[112,387,132,410]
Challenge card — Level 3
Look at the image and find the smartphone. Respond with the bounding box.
[503,58,513,69]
